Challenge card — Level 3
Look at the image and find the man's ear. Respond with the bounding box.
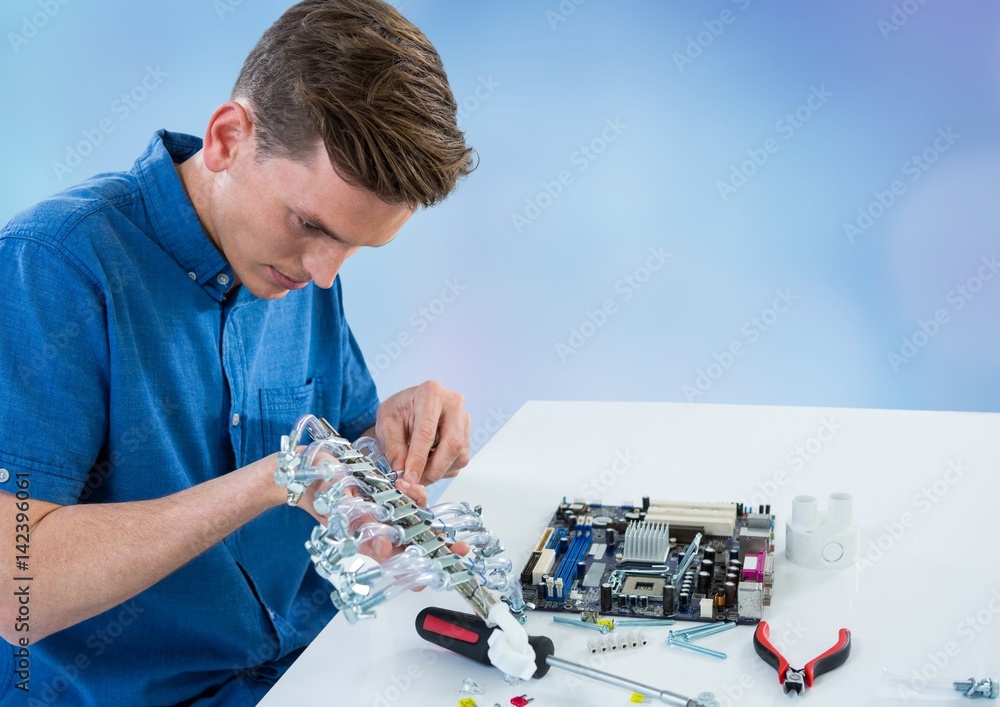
[202,100,255,173]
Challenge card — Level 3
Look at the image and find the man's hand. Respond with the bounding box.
[375,381,471,490]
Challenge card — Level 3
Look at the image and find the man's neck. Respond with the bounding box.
[175,151,223,256]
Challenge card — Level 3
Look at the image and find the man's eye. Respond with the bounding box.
[301,219,319,231]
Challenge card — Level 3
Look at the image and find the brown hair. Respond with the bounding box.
[232,0,475,208]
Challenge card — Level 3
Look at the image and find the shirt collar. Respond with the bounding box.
[134,129,235,303]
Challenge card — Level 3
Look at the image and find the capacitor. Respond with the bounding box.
[606,529,617,546]
[725,572,739,585]
[559,536,570,553]
[639,595,648,609]
[576,561,587,580]
[697,570,711,594]
[642,496,650,511]
[679,592,690,607]
[700,559,714,576]
[729,548,740,561]
[566,514,577,531]
[600,583,613,612]
[703,546,717,564]
[662,585,675,616]
[724,581,737,607]
[729,558,742,572]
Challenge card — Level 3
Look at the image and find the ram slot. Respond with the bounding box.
[550,525,593,601]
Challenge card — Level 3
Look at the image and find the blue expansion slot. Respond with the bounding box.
[547,527,566,550]
[549,524,593,601]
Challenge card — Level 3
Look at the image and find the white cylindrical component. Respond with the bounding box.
[791,495,818,528]
[829,492,853,529]
[786,491,858,570]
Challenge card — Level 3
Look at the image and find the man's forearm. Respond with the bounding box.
[20,457,285,642]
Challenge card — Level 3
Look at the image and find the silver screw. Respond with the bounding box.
[680,622,736,642]
[671,621,732,638]
[614,618,675,627]
[953,677,998,698]
[666,633,727,659]
[553,615,610,633]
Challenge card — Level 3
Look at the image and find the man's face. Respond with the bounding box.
[209,136,414,300]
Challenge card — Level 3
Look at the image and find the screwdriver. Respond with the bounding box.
[416,607,708,707]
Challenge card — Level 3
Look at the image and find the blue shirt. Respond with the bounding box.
[0,130,380,705]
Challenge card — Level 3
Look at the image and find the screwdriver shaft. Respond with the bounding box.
[544,655,698,706]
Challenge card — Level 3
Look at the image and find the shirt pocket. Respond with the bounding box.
[259,377,324,456]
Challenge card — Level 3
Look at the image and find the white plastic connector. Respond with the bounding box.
[486,604,537,680]
[785,493,859,570]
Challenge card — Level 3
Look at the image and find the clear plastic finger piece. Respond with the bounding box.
[275,414,530,637]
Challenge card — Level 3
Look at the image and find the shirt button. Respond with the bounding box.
[0,469,8,483]
[231,413,240,427]
[188,272,197,280]
[217,273,231,287]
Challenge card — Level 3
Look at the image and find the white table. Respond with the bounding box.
[260,401,1000,706]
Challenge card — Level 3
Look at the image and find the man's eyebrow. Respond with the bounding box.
[299,210,349,244]
[298,209,394,248]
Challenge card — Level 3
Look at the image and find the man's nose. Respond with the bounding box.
[304,244,351,289]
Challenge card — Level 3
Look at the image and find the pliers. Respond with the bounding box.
[753,621,852,695]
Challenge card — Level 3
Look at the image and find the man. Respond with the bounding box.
[0,1,475,703]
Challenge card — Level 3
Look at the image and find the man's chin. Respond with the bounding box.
[242,278,290,300]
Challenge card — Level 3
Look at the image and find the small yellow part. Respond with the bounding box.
[458,699,477,707]
[596,619,615,630]
[630,692,647,703]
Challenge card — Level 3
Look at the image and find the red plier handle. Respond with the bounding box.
[753,621,851,694]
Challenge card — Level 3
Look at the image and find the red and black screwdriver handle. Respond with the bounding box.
[753,621,851,695]
[416,607,555,679]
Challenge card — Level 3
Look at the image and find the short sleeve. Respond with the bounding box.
[333,278,379,442]
[0,234,109,505]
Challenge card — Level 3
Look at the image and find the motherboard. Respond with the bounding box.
[519,498,775,624]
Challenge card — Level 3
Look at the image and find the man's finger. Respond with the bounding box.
[397,479,428,507]
[403,384,444,484]
[424,399,469,484]
[377,407,409,472]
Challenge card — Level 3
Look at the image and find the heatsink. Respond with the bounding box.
[621,521,670,563]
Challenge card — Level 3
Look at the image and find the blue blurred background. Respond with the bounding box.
[2,0,998,454]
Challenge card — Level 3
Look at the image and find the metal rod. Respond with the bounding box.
[545,655,699,706]
[673,532,703,584]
